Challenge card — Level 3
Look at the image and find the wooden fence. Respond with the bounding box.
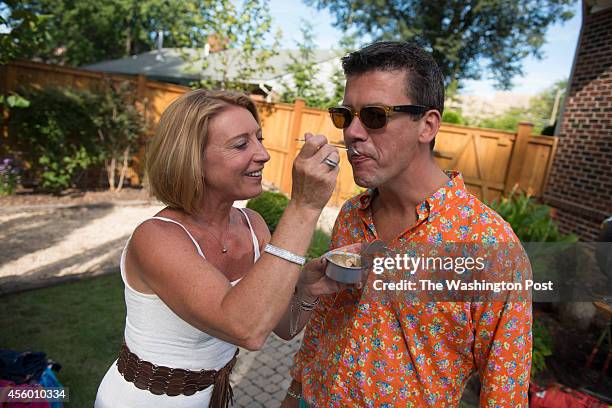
[1,60,558,206]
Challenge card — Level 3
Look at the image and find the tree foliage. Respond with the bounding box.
[9,87,104,192]
[476,80,567,133]
[280,24,353,109]
[8,83,144,193]
[0,2,50,64]
[0,0,276,70]
[192,0,281,92]
[305,0,575,89]
[91,80,145,192]
[280,21,331,108]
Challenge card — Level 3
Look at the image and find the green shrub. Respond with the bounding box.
[247,192,331,259]
[307,229,331,260]
[9,87,103,193]
[0,157,21,195]
[489,187,577,242]
[442,110,464,125]
[7,83,144,193]
[532,318,553,376]
[246,191,289,233]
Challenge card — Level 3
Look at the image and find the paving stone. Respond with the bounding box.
[269,373,285,385]
[252,375,270,388]
[279,378,291,390]
[258,365,275,377]
[233,331,306,405]
[254,391,273,404]
[274,363,290,374]
[243,384,261,397]
[266,382,281,394]
[255,353,275,365]
[236,394,255,407]
[274,388,288,401]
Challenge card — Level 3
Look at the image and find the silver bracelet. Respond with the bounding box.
[299,296,320,311]
[264,244,306,266]
[286,388,301,400]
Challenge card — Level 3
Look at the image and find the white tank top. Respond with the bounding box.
[120,208,260,371]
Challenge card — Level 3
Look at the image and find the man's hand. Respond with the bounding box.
[299,241,382,298]
[298,257,343,298]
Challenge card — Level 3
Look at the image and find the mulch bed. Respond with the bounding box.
[0,187,155,207]
[0,180,281,208]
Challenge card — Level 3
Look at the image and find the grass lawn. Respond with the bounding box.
[0,273,125,407]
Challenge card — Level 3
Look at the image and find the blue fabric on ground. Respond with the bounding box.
[39,366,63,408]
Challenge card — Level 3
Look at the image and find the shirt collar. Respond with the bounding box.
[357,170,466,218]
[426,170,466,214]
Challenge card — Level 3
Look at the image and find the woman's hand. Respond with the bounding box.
[290,133,340,211]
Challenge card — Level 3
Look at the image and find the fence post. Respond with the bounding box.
[1,64,16,146]
[136,74,147,101]
[504,121,534,195]
[281,98,305,195]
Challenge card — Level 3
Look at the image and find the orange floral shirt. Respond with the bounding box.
[292,172,532,407]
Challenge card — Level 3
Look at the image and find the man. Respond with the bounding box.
[282,42,532,407]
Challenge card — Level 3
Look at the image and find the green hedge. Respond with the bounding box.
[247,191,331,259]
[9,87,103,192]
[246,191,289,233]
[489,188,577,242]
[307,229,331,260]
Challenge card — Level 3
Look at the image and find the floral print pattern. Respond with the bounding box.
[292,172,532,407]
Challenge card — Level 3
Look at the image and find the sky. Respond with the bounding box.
[268,0,583,97]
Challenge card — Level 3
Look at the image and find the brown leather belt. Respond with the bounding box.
[116,341,239,408]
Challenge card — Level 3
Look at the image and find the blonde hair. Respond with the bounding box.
[146,89,260,214]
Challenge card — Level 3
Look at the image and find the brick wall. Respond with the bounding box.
[544,5,612,241]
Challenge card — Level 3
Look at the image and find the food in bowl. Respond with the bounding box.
[327,252,362,268]
[325,251,365,284]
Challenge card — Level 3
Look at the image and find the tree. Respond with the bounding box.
[305,0,575,90]
[192,0,281,92]
[0,2,50,64]
[326,35,357,106]
[91,80,145,192]
[528,79,567,132]
[280,21,331,108]
[280,27,354,109]
[0,0,259,67]
[476,80,567,133]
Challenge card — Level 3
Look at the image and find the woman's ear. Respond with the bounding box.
[418,110,441,146]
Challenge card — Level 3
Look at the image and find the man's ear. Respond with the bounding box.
[418,110,441,146]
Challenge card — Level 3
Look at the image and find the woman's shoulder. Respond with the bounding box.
[131,211,195,252]
[239,207,271,243]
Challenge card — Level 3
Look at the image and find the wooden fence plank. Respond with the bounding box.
[1,60,559,205]
[505,122,534,194]
[281,98,304,194]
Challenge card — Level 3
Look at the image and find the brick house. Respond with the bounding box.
[544,0,612,241]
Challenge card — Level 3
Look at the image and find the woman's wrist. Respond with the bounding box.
[285,199,322,221]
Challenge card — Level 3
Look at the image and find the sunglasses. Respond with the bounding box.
[328,104,432,130]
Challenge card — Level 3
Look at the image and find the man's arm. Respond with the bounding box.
[281,292,334,407]
[281,209,349,406]
[472,300,532,407]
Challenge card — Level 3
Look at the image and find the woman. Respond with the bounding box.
[95,89,342,407]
